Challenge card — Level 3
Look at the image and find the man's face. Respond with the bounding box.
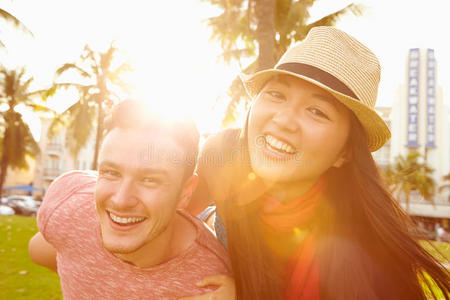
[95,127,187,256]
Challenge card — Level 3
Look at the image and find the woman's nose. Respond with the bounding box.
[272,106,300,133]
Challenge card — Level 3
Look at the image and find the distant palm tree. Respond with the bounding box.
[203,0,364,125]
[438,172,450,195]
[48,42,133,169]
[0,67,47,197]
[0,8,33,48]
[384,151,436,212]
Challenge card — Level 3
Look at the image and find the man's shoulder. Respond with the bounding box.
[180,211,231,272]
[47,170,97,194]
[37,170,97,235]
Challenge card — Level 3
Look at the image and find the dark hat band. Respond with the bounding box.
[277,63,358,100]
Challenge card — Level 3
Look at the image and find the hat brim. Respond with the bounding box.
[240,69,391,152]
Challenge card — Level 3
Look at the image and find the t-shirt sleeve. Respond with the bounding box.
[37,170,97,245]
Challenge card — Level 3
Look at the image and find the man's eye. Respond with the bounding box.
[308,108,330,120]
[141,177,158,184]
[100,169,120,178]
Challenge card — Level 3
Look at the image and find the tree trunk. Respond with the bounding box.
[254,0,276,71]
[0,109,15,198]
[0,139,8,198]
[92,95,104,170]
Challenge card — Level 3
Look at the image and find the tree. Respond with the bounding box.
[0,67,44,197]
[48,43,133,170]
[383,151,436,212]
[203,0,364,125]
[0,8,33,48]
[438,172,450,196]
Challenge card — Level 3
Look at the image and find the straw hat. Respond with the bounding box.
[241,26,391,152]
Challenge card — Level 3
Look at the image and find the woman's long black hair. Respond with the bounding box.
[199,112,449,299]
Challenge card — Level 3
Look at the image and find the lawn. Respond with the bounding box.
[0,215,62,300]
[0,215,449,299]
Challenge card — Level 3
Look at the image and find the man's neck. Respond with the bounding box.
[115,211,197,268]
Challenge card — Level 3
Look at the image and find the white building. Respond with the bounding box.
[373,48,450,230]
[33,117,96,196]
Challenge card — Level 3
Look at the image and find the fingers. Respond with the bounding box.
[196,274,233,287]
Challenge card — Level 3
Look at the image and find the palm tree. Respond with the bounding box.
[48,42,133,170]
[0,67,44,197]
[0,8,33,48]
[438,172,450,196]
[383,151,436,212]
[203,0,364,125]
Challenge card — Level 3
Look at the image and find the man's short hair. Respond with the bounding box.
[103,100,200,181]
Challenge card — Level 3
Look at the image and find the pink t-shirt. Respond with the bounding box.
[37,171,231,300]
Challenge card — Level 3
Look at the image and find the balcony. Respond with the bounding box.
[43,168,61,180]
[46,143,63,156]
[397,192,450,218]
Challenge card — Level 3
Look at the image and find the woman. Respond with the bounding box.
[187,26,450,299]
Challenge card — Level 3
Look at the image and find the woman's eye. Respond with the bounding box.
[308,108,329,120]
[265,90,285,101]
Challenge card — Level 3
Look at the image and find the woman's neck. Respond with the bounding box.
[264,178,318,203]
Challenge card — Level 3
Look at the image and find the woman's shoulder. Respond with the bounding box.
[197,128,242,206]
[201,128,242,155]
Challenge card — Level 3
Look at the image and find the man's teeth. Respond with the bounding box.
[265,135,296,154]
[109,212,145,225]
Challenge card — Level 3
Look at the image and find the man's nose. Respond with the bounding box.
[111,179,139,209]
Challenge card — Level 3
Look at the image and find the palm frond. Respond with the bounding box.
[305,3,364,31]
[0,8,33,36]
[55,63,91,78]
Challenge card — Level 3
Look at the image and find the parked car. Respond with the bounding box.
[410,226,436,240]
[5,195,41,216]
[0,205,14,215]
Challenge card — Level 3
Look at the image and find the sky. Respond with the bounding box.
[1,0,449,140]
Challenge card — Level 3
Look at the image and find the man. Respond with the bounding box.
[28,100,231,299]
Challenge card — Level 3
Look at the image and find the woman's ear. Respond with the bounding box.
[332,147,352,168]
[177,174,199,209]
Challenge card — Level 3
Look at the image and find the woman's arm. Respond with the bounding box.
[186,129,239,216]
[28,232,57,272]
[186,175,213,216]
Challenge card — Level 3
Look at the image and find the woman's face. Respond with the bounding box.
[247,75,352,187]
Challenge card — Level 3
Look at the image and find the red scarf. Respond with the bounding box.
[259,178,326,300]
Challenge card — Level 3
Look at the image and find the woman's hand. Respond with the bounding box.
[179,274,236,300]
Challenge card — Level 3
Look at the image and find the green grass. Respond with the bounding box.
[0,216,449,299]
[420,240,450,264]
[0,215,62,300]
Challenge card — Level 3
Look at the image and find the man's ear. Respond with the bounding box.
[332,147,352,168]
[177,173,198,209]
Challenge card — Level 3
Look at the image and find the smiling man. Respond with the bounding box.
[28,100,230,299]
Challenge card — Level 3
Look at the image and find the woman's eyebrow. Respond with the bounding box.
[313,94,340,110]
[268,76,291,87]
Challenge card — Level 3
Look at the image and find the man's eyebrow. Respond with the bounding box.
[98,161,120,169]
[136,167,170,177]
[99,161,171,177]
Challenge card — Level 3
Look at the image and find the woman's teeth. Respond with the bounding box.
[265,135,296,154]
[109,212,145,225]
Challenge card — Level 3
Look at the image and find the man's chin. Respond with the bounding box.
[102,239,140,255]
